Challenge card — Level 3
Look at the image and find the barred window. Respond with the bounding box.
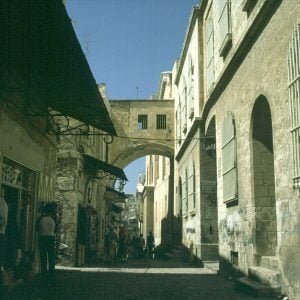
[138,114,148,129]
[288,20,300,188]
[222,112,238,203]
[218,0,232,57]
[156,114,167,129]
[206,16,215,90]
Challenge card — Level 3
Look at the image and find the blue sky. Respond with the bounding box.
[66,0,199,193]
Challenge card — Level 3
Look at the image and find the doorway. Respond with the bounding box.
[252,96,277,257]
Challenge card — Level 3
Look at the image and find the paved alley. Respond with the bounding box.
[5,258,277,300]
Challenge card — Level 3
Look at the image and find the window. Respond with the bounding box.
[188,54,195,119]
[181,77,187,133]
[182,170,188,216]
[188,161,195,211]
[162,157,166,178]
[288,22,300,189]
[222,112,238,203]
[176,101,182,144]
[138,114,148,129]
[155,155,159,179]
[218,0,232,57]
[156,114,167,129]
[206,16,215,90]
[185,170,188,212]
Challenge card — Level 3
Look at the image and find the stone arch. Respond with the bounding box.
[111,142,174,169]
[251,95,277,258]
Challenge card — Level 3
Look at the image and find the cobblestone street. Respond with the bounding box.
[6,258,277,300]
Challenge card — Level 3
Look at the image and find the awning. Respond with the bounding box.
[1,0,116,135]
[111,203,124,214]
[105,187,127,203]
[83,154,128,181]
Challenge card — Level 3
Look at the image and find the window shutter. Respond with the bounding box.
[206,17,215,89]
[188,161,195,210]
[288,20,300,188]
[182,178,187,215]
[218,0,232,56]
[222,112,237,202]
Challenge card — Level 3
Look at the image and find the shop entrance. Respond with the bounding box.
[3,185,19,269]
[1,157,36,269]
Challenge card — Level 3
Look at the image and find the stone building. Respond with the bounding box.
[141,72,174,246]
[174,0,300,298]
[173,5,219,262]
[0,0,117,273]
[136,0,300,298]
[55,85,127,266]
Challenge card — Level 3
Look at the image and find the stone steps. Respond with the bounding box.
[248,266,281,287]
[235,256,281,298]
[235,276,280,298]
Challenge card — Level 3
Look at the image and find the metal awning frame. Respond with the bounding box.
[83,154,128,182]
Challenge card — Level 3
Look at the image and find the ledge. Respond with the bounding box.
[175,118,202,161]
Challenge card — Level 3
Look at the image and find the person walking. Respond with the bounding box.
[108,226,118,264]
[36,203,56,286]
[146,231,155,259]
[138,234,145,258]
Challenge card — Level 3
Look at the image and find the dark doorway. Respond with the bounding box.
[252,96,277,257]
[200,117,218,260]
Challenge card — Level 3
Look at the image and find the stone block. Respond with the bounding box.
[57,176,74,191]
[256,196,272,207]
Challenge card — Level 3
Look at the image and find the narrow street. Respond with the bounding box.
[6,257,276,300]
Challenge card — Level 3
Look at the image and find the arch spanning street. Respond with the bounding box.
[109,100,174,168]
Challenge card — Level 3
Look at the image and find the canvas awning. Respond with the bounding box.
[104,187,127,203]
[111,203,124,214]
[83,154,128,181]
[1,0,116,135]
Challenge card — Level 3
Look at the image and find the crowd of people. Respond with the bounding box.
[104,225,155,263]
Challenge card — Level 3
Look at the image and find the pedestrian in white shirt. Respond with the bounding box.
[36,203,56,286]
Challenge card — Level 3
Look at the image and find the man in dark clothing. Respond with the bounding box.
[146,231,155,259]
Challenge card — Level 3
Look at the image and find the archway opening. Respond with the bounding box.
[252,96,277,258]
[200,116,218,260]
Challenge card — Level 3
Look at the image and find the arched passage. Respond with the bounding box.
[111,143,174,169]
[251,96,277,257]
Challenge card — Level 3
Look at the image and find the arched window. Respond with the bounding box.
[222,112,238,203]
[288,22,300,188]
